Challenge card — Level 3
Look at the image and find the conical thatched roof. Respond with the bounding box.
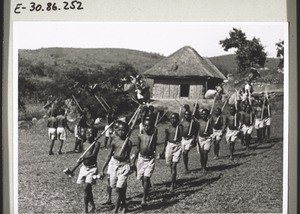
[144,46,226,80]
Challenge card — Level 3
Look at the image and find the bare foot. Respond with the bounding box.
[88,207,96,213]
[101,200,112,205]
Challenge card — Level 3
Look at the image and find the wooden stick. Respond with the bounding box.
[148,112,160,150]
[188,99,198,136]
[265,88,270,117]
[174,99,183,107]
[221,97,229,112]
[71,95,83,112]
[128,105,142,125]
[95,95,108,112]
[157,110,169,124]
[204,96,216,133]
[173,107,181,141]
[118,108,141,156]
[100,96,111,110]
[261,92,266,120]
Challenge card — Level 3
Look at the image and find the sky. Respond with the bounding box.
[14,22,287,58]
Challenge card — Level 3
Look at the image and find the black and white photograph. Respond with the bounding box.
[13,22,288,213]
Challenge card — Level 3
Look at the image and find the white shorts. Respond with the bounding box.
[211,129,223,141]
[225,128,239,143]
[139,123,144,134]
[255,118,265,129]
[181,138,193,151]
[57,127,66,140]
[109,158,131,188]
[48,128,57,140]
[165,142,182,165]
[136,154,155,180]
[105,125,113,138]
[241,125,254,135]
[197,136,212,152]
[264,118,271,126]
[77,164,98,184]
[107,157,114,175]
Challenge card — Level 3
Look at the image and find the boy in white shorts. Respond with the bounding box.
[47,110,57,155]
[224,106,241,160]
[263,99,272,141]
[211,108,224,159]
[241,105,255,150]
[100,122,132,213]
[181,110,198,173]
[161,113,183,191]
[254,99,264,144]
[77,127,100,213]
[56,108,73,154]
[197,109,213,172]
[132,119,158,205]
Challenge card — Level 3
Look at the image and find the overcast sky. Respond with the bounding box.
[14,22,287,58]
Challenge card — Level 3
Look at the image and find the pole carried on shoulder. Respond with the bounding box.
[117,107,141,157]
[94,94,109,112]
[147,112,160,151]
[173,107,181,141]
[188,99,198,136]
[71,95,83,112]
[63,122,114,177]
[204,95,216,133]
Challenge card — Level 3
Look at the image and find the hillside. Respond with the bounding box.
[19,48,281,75]
[209,54,280,76]
[19,48,165,73]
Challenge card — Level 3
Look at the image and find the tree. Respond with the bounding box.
[275,40,284,69]
[220,28,267,72]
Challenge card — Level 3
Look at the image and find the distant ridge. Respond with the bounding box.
[19,48,280,75]
[19,47,165,73]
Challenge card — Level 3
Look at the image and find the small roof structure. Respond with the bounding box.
[144,46,226,80]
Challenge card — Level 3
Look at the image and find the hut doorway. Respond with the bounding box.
[180,84,190,97]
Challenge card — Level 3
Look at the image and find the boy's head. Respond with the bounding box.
[143,119,154,134]
[215,107,221,116]
[184,110,192,121]
[201,108,209,120]
[246,105,252,113]
[240,103,246,111]
[170,113,179,126]
[116,121,129,139]
[148,105,154,112]
[229,106,236,115]
[184,104,190,111]
[86,127,96,142]
[257,99,263,106]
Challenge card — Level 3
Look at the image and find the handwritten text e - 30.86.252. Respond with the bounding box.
[14,1,84,14]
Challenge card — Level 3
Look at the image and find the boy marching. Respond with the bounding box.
[211,107,224,159]
[100,121,132,213]
[240,105,255,150]
[132,118,158,205]
[181,110,198,173]
[224,106,241,160]
[161,113,183,191]
[76,127,100,213]
[197,108,213,172]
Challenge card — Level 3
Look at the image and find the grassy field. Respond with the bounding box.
[18,94,284,213]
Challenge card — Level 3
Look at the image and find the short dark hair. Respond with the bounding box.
[118,121,129,132]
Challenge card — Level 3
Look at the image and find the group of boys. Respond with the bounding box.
[50,91,271,213]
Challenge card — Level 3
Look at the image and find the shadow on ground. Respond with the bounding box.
[128,174,222,212]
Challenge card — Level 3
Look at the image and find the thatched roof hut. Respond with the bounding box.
[144,46,226,100]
